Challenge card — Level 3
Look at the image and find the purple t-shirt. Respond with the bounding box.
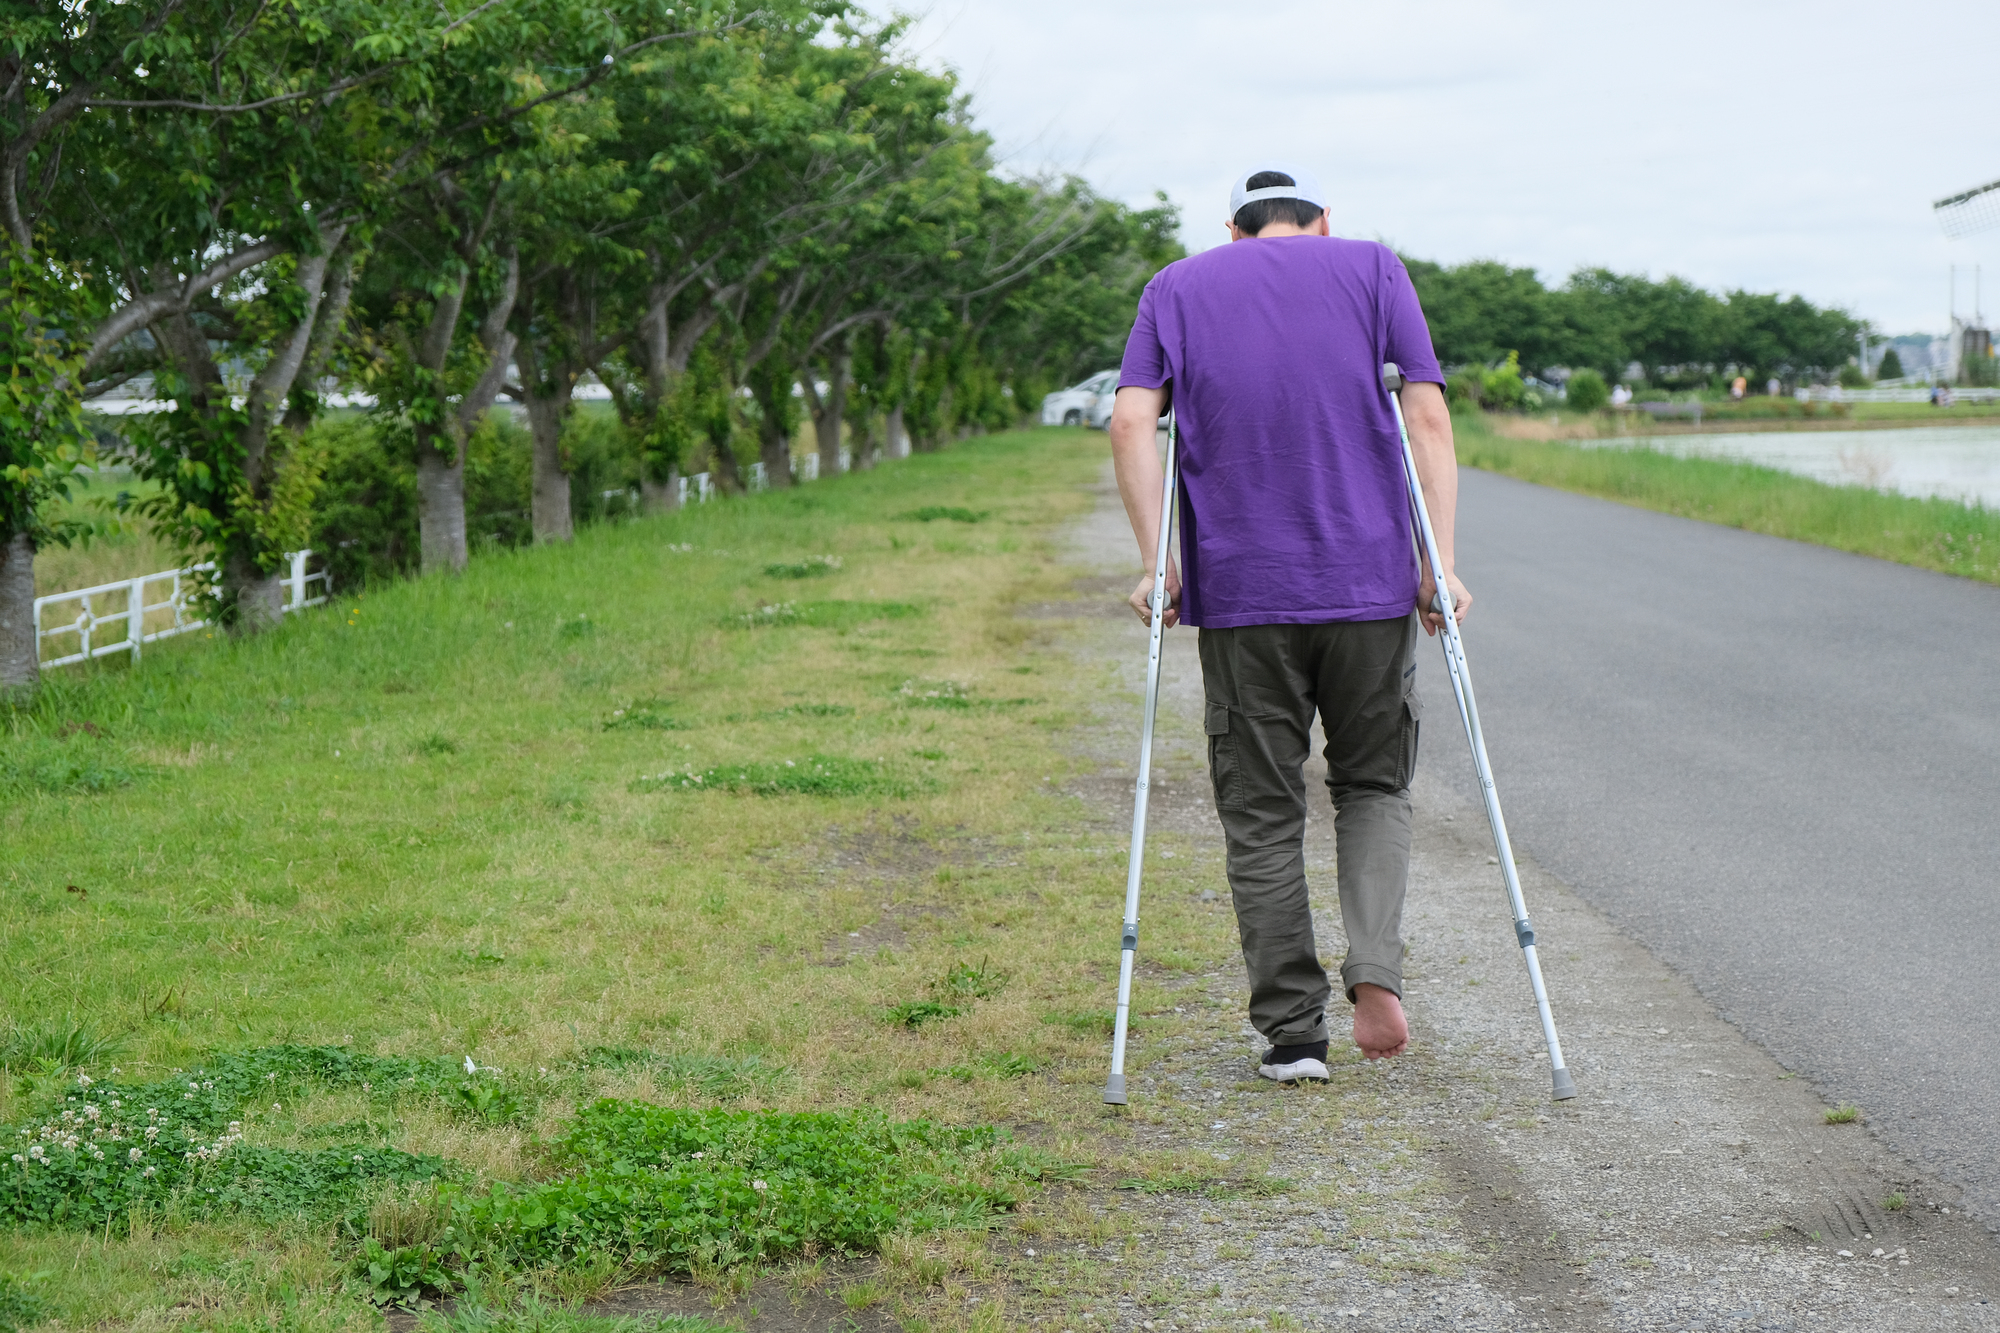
[1118,235,1443,627]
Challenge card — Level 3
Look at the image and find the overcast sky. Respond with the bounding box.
[871,0,2000,336]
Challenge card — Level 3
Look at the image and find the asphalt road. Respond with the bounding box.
[1429,468,2000,1226]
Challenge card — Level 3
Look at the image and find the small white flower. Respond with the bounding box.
[271,1104,281,1112]
[129,1148,144,1161]
[9,1154,21,1163]
[188,1082,200,1092]
[143,1166,156,1177]
[109,1098,122,1109]
[692,1151,704,1159]
[352,1154,363,1163]
[752,1179,768,1192]
[77,1073,93,1087]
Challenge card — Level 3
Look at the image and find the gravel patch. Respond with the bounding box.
[1041,463,2000,1330]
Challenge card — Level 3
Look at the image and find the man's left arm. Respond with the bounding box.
[1399,379,1473,635]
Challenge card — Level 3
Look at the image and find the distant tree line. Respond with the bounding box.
[0,0,1180,696]
[1401,258,1866,389]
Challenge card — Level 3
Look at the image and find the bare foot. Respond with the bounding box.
[1352,983,1408,1060]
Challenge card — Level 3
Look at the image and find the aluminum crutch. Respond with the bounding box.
[1382,363,1577,1101]
[1103,410,1177,1107]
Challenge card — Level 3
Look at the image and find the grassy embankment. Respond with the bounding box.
[2,428,1253,1330]
[1455,413,2000,585]
[1481,399,2000,442]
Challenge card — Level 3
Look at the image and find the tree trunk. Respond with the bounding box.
[757,410,793,489]
[526,390,574,542]
[640,471,680,514]
[0,527,37,697]
[849,412,877,472]
[224,550,284,632]
[885,405,909,458]
[417,442,469,571]
[708,437,744,493]
[817,341,850,479]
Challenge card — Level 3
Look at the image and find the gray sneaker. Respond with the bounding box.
[1259,1041,1330,1083]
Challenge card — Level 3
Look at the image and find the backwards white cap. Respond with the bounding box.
[1228,162,1327,218]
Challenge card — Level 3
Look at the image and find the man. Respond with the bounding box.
[1108,163,1468,1083]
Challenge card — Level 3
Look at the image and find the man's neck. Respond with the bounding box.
[1247,222,1316,239]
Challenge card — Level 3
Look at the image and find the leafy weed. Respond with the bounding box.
[762,555,842,579]
[0,1272,49,1333]
[0,732,137,795]
[603,699,688,731]
[885,1001,963,1029]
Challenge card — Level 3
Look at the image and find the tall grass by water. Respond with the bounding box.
[1458,424,2000,585]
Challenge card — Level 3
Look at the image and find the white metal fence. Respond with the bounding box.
[34,549,330,670]
[1796,385,2000,405]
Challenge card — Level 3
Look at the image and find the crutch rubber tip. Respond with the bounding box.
[1551,1068,1577,1101]
[1102,1074,1128,1106]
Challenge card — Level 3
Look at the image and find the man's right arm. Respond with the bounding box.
[1109,385,1178,626]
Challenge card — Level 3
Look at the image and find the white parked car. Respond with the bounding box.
[1041,370,1119,427]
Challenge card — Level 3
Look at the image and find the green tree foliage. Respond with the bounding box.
[1877,347,1904,379]
[2,0,1176,694]
[1404,258,1863,386]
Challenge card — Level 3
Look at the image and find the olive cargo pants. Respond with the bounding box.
[1198,614,1421,1048]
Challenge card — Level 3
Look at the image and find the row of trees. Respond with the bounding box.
[1403,258,1865,389]
[0,0,1178,695]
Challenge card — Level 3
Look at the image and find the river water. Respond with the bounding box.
[1598,424,2000,509]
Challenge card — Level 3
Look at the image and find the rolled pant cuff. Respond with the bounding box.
[1270,1017,1330,1047]
[1340,961,1403,1003]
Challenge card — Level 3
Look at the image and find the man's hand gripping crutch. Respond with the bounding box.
[1382,362,1578,1101]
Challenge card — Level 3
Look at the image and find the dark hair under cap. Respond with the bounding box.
[1233,171,1325,235]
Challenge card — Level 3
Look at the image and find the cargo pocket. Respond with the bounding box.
[1205,700,1245,813]
[1397,670,1423,790]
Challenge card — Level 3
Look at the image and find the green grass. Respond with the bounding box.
[418,1298,730,1333]
[0,426,1237,1327]
[1457,426,2000,584]
[1823,1104,1861,1125]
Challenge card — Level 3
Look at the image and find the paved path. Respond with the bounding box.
[1438,468,2000,1226]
